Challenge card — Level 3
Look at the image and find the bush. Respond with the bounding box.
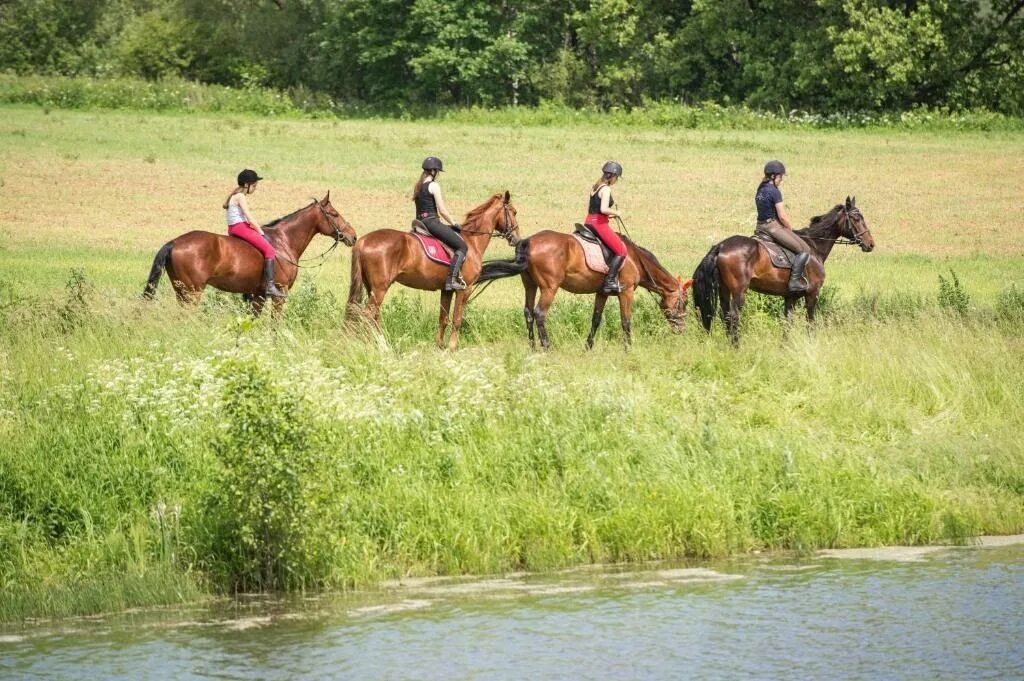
[938,269,971,316]
[995,284,1024,326]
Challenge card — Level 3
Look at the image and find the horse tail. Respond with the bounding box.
[142,241,173,300]
[347,244,366,311]
[478,238,530,282]
[692,243,721,332]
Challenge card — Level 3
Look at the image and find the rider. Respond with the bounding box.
[224,169,286,299]
[756,160,812,293]
[584,161,628,294]
[413,156,468,291]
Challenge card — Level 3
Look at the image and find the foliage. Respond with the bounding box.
[1,0,1022,114]
[938,269,971,316]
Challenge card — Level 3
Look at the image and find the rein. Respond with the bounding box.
[799,209,865,247]
[266,200,347,269]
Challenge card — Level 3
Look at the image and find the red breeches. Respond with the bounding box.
[228,223,276,259]
[584,214,627,257]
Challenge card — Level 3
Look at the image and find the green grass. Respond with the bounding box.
[1,105,1023,621]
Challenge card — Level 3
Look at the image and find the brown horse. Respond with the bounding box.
[692,196,875,345]
[346,191,520,350]
[478,231,692,350]
[142,193,357,314]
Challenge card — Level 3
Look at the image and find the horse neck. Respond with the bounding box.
[630,243,678,296]
[461,202,500,255]
[801,210,843,263]
[272,204,320,256]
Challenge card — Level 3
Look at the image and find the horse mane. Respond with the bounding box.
[462,193,503,226]
[795,204,843,238]
[621,235,666,271]
[264,200,315,229]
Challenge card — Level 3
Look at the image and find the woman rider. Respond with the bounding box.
[756,160,812,293]
[584,161,628,294]
[224,169,285,298]
[413,156,467,291]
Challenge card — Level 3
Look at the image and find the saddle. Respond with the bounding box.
[752,229,796,270]
[571,224,617,275]
[410,219,453,266]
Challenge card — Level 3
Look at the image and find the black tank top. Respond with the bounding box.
[415,180,438,217]
[588,184,614,214]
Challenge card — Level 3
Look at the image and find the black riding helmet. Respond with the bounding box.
[602,160,623,177]
[763,160,786,176]
[422,156,444,172]
[237,169,263,186]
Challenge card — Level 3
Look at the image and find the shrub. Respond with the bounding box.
[938,269,971,316]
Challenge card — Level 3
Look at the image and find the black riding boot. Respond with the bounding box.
[445,251,468,291]
[788,252,810,293]
[602,255,625,294]
[262,259,286,299]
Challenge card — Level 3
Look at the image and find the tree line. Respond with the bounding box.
[1,0,1022,114]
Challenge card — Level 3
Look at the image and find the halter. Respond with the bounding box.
[268,200,351,269]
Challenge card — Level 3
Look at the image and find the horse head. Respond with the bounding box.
[662,276,693,333]
[315,191,357,246]
[843,196,875,252]
[496,190,521,245]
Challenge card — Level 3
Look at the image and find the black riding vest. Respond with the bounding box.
[588,185,614,214]
[415,180,439,218]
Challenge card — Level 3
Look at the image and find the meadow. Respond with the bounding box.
[1,104,1023,620]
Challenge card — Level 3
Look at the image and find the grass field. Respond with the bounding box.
[1,105,1023,621]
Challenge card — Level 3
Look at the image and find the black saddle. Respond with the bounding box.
[574,223,615,264]
[752,229,795,270]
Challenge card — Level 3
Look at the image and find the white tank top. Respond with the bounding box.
[226,196,247,226]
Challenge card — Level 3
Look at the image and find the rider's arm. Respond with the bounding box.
[599,185,620,218]
[429,183,456,224]
[236,194,264,233]
[775,201,794,230]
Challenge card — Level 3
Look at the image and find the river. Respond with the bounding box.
[3,538,1022,680]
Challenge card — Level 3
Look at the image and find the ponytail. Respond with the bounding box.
[412,170,437,201]
[223,186,243,210]
[592,172,616,192]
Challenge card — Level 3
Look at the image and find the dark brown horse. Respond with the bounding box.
[346,191,520,350]
[478,231,692,350]
[142,193,356,314]
[692,197,875,345]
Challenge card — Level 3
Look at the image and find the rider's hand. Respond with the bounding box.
[452,223,462,231]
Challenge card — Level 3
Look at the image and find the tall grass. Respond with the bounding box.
[1,271,1022,621]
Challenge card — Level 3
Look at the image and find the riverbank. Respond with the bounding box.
[1,106,1022,621]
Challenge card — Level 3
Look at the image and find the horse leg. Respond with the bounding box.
[447,289,469,351]
[782,296,797,339]
[436,290,453,349]
[535,287,558,351]
[806,289,820,325]
[367,283,391,328]
[617,289,635,349]
[250,294,266,318]
[523,276,538,351]
[727,288,748,347]
[587,294,609,350]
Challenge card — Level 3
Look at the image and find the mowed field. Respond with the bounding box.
[1,105,1022,299]
[1,105,1023,620]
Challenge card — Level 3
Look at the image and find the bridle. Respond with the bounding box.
[268,200,352,269]
[458,201,520,245]
[802,207,869,247]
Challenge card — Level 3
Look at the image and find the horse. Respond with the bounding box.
[142,193,357,315]
[692,196,875,345]
[346,191,520,350]
[477,230,692,350]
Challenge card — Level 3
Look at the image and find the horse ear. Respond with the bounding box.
[322,190,331,204]
[682,277,693,292]
[852,195,857,206]
[503,190,511,204]
[845,196,852,209]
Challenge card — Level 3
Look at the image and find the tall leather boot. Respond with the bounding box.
[262,259,287,299]
[445,251,468,291]
[602,255,625,294]
[788,252,810,293]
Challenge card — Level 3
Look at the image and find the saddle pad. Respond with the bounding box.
[572,234,609,274]
[412,232,453,266]
[753,232,794,270]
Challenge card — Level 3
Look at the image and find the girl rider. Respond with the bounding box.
[756,160,812,292]
[224,169,286,299]
[585,161,628,293]
[414,156,467,291]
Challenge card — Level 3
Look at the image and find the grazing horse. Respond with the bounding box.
[142,193,356,314]
[478,231,692,350]
[692,196,875,345]
[346,191,520,350]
